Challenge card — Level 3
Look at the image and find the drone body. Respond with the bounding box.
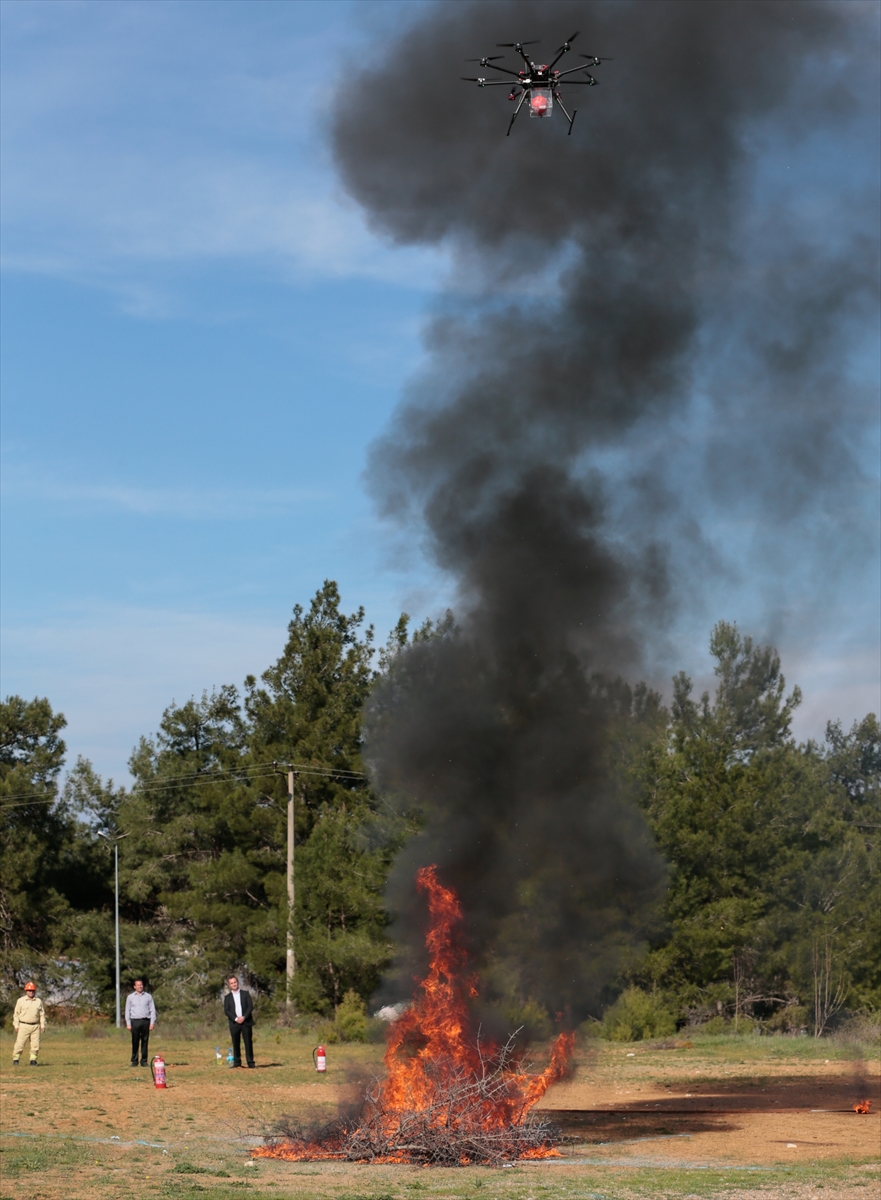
[462,32,611,136]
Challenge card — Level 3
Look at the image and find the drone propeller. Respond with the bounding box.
[556,31,580,52]
[497,40,539,47]
[580,54,614,63]
[464,55,504,63]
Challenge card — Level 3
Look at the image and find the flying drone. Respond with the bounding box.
[461,31,611,136]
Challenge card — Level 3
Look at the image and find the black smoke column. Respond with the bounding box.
[331,1,879,1020]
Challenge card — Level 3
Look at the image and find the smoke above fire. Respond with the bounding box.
[330,1,879,1020]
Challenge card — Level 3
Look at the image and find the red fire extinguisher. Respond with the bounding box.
[312,1045,326,1073]
[150,1054,167,1088]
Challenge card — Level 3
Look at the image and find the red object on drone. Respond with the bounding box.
[461,32,612,136]
[530,91,550,116]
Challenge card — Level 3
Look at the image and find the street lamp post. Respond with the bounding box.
[98,831,123,1028]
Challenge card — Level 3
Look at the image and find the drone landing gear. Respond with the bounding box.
[506,89,527,136]
[554,91,577,135]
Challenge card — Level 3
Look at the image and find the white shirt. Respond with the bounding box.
[124,991,157,1023]
[232,990,242,1019]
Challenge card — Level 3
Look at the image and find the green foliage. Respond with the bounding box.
[4,609,877,1040]
[62,582,407,1017]
[835,1006,881,1056]
[316,988,372,1044]
[503,998,553,1041]
[763,1005,809,1034]
[0,698,115,1010]
[694,1014,757,1036]
[601,987,677,1041]
[0,696,70,961]
[335,988,368,1041]
[630,622,880,1030]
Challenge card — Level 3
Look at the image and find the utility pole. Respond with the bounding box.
[98,830,124,1028]
[286,769,296,1008]
[114,840,120,1028]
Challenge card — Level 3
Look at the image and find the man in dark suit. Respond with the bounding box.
[223,975,255,1068]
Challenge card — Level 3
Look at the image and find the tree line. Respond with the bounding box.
[2,581,878,1034]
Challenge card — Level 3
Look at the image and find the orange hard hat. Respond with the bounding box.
[24,982,36,991]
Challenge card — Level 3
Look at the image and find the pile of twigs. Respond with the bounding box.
[263,1034,561,1167]
[345,1083,558,1165]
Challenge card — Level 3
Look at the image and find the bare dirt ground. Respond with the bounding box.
[539,1038,881,1167]
[1,1026,878,1199]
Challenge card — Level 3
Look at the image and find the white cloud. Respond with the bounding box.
[1,460,330,519]
[1,603,286,784]
[0,1,446,303]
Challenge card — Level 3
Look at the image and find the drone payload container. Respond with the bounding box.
[529,87,553,117]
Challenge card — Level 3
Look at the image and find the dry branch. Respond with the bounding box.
[262,1034,563,1166]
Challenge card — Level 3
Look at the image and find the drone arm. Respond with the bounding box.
[549,29,583,70]
[555,63,597,79]
[480,62,526,79]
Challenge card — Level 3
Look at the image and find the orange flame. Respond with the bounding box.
[854,1099,871,1114]
[378,865,574,1128]
[256,864,573,1164]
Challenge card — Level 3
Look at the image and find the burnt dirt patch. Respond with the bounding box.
[555,1108,736,1142]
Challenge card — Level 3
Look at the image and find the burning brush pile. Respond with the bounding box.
[257,866,574,1166]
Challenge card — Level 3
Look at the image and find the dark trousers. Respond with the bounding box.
[228,1020,254,1067]
[130,1018,150,1064]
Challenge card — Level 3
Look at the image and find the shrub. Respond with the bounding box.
[81,1019,110,1039]
[693,1014,758,1036]
[313,1019,338,1045]
[314,990,370,1044]
[335,990,369,1043]
[764,1005,809,1035]
[602,988,677,1042]
[732,1015,757,1035]
[365,1016,388,1044]
[503,999,553,1041]
[697,1015,729,1036]
[835,1007,881,1049]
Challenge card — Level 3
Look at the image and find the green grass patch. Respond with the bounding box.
[0,1135,92,1174]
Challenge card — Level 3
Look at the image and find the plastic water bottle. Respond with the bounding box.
[226,1047,235,1065]
[215,1047,222,1066]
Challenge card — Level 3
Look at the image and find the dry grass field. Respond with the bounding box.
[1,1024,878,1199]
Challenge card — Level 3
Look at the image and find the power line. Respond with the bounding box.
[0,759,369,809]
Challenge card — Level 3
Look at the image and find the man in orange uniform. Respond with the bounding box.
[13,982,46,1065]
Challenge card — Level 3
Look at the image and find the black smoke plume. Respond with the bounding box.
[331,1,879,1021]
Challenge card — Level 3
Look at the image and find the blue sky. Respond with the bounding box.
[2,0,879,783]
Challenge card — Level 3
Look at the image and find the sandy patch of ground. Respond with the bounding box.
[538,1041,880,1165]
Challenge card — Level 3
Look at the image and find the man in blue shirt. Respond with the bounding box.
[124,979,157,1066]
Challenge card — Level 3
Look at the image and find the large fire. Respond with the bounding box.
[257,865,574,1166]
